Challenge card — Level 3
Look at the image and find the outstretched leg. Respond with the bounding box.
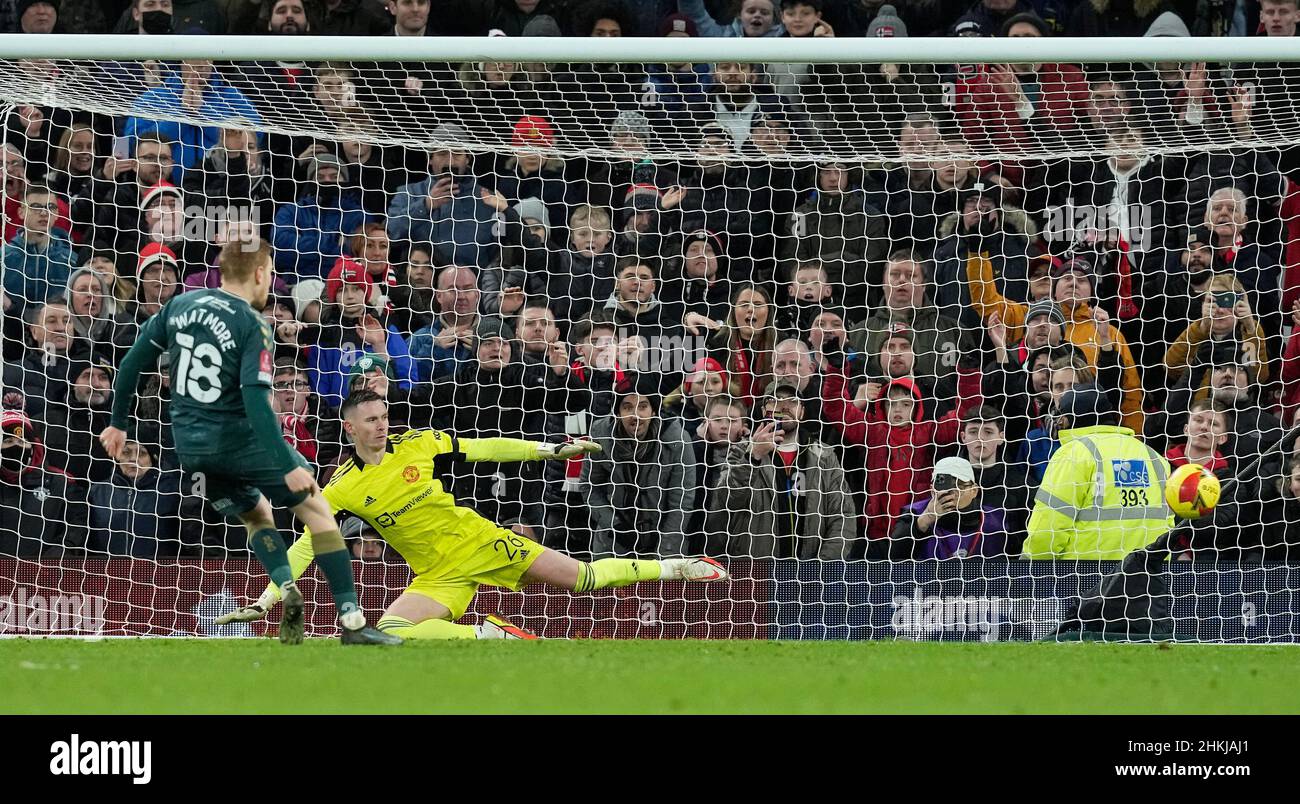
[376,593,534,640]
[522,551,729,591]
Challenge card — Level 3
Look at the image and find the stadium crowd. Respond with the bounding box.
[3,0,1300,563]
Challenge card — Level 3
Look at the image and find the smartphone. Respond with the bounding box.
[1214,291,1240,310]
[933,474,958,492]
[111,135,131,160]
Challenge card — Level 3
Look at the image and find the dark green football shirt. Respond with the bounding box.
[137,289,276,456]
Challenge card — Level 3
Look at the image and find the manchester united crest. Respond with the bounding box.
[403,465,420,484]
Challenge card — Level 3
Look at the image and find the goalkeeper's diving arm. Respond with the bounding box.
[458,436,602,463]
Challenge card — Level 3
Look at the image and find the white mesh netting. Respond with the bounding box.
[3,37,1300,641]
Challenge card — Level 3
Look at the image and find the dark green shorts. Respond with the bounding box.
[182,447,312,520]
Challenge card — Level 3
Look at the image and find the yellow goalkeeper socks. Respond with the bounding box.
[375,615,477,640]
[574,559,663,593]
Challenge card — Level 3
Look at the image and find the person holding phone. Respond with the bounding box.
[1163,273,1269,398]
[889,456,1008,560]
[714,381,855,559]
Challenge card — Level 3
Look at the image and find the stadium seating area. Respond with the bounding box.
[3,0,1300,566]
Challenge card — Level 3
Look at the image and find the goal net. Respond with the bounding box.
[2,33,1299,641]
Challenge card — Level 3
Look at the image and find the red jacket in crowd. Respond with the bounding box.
[955,63,1090,151]
[821,369,960,540]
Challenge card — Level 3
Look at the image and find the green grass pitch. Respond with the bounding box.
[2,639,1297,714]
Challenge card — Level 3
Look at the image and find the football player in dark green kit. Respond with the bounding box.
[99,237,399,646]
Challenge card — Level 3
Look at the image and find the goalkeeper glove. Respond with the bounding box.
[214,603,269,625]
[214,587,280,625]
[539,440,603,460]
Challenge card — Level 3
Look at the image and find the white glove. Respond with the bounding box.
[214,603,269,625]
[540,440,603,460]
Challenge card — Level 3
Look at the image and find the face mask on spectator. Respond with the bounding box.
[316,183,340,205]
[142,10,173,34]
[0,441,30,473]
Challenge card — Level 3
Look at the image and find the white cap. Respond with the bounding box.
[290,279,325,323]
[933,456,975,484]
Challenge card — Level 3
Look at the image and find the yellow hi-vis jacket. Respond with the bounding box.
[1024,425,1174,560]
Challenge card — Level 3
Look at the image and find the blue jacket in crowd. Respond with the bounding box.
[87,467,182,559]
[407,317,476,382]
[3,228,75,310]
[272,192,371,281]
[122,72,263,180]
[386,176,500,268]
[308,330,416,409]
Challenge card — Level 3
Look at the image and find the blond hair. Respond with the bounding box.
[219,238,273,283]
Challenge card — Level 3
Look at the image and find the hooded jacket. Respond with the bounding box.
[821,368,960,539]
[0,412,89,557]
[1024,424,1174,559]
[931,210,1034,333]
[87,465,182,558]
[272,189,371,281]
[64,267,133,363]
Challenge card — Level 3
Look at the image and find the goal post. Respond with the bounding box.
[2,33,1300,641]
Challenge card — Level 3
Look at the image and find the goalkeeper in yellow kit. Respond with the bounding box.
[217,389,728,639]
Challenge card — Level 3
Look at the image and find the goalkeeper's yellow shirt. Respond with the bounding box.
[279,429,541,583]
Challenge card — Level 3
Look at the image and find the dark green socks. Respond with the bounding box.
[249,528,294,590]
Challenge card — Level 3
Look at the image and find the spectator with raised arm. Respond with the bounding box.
[407,265,487,382]
[1164,273,1269,396]
[82,132,174,254]
[1197,186,1282,338]
[931,178,1034,333]
[967,251,1144,431]
[953,13,1089,152]
[122,60,262,178]
[386,125,501,269]
[678,0,785,37]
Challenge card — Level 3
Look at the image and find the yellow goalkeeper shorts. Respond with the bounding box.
[403,524,545,620]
